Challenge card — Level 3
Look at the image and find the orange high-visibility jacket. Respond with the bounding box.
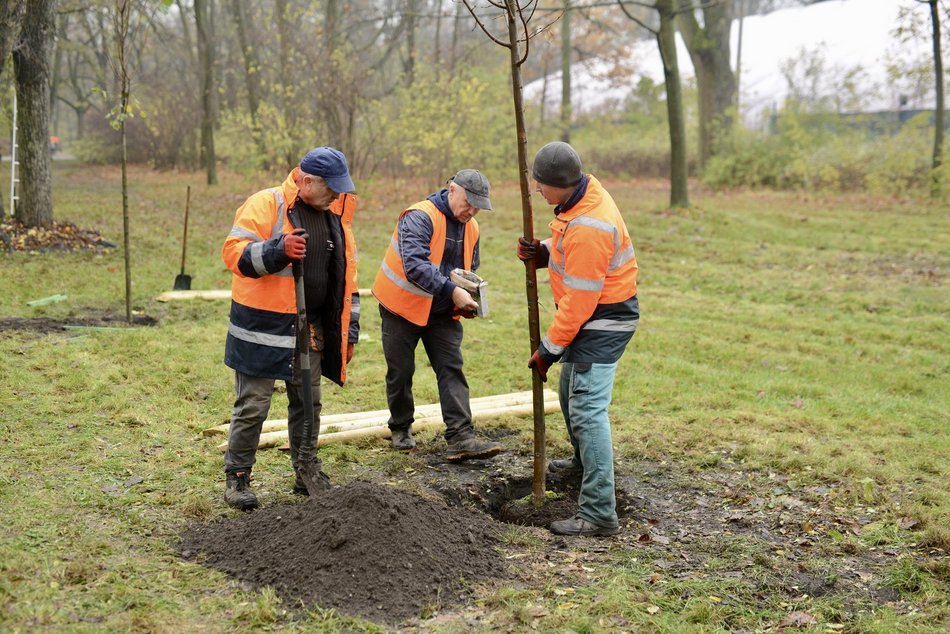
[372,199,478,326]
[222,168,359,384]
[541,175,639,363]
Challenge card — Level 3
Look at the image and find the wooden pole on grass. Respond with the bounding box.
[463,0,550,508]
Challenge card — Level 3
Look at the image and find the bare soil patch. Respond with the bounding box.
[178,444,940,627]
[178,480,507,624]
[0,313,157,335]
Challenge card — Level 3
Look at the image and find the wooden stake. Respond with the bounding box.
[216,398,560,451]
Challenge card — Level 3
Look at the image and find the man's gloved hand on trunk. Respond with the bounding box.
[516,237,549,268]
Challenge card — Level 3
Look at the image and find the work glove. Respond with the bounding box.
[346,342,355,363]
[453,307,477,319]
[528,349,553,383]
[516,237,549,268]
[284,228,308,260]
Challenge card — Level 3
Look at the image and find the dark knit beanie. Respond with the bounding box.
[532,142,583,187]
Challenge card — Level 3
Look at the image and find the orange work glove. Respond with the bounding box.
[284,228,308,260]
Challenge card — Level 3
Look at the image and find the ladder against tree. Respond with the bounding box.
[8,92,18,215]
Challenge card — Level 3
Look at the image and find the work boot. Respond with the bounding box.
[224,471,258,511]
[548,457,583,476]
[550,514,620,537]
[390,427,416,451]
[292,474,309,496]
[445,437,504,462]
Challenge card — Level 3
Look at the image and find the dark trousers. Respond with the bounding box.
[379,305,473,443]
[224,346,323,474]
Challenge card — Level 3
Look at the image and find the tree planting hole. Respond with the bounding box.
[434,471,637,529]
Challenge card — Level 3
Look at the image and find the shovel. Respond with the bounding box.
[291,256,331,495]
[173,186,192,290]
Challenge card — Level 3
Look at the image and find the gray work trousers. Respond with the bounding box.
[223,346,323,475]
[379,305,473,444]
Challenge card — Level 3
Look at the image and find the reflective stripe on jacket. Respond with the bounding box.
[542,175,639,363]
[372,199,478,326]
[222,168,360,384]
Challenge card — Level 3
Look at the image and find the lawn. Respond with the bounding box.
[0,162,947,632]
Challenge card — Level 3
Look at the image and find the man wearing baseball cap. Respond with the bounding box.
[220,147,360,510]
[517,141,639,536]
[372,169,504,462]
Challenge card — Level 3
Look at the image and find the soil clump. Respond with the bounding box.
[178,480,508,624]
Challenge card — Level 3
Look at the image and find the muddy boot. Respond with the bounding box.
[548,457,582,476]
[390,427,416,451]
[224,471,258,511]
[445,437,504,462]
[550,514,619,537]
[292,474,309,496]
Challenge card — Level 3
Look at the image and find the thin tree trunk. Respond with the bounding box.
[657,0,689,208]
[229,0,266,163]
[13,0,55,227]
[930,0,943,198]
[404,0,417,86]
[195,0,217,185]
[560,0,571,142]
[502,0,546,508]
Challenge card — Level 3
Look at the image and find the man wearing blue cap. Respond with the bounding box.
[221,147,360,510]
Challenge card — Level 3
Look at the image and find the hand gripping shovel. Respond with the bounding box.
[291,258,331,495]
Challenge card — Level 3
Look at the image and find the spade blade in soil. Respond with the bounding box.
[297,458,331,496]
[173,273,192,290]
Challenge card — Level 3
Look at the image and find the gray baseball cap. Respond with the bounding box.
[449,169,492,210]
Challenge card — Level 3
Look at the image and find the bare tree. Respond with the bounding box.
[112,0,134,322]
[0,0,25,220]
[194,0,216,184]
[619,0,690,208]
[463,0,549,507]
[560,0,571,142]
[12,0,56,227]
[677,0,736,170]
[919,0,944,198]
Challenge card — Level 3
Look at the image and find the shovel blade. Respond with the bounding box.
[296,458,331,496]
[173,274,192,290]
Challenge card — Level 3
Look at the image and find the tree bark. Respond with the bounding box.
[678,0,735,170]
[229,0,266,161]
[658,0,689,207]
[560,0,572,142]
[0,0,24,219]
[13,0,56,227]
[194,0,217,185]
[929,0,943,198]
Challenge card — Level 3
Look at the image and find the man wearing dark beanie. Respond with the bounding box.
[221,147,360,510]
[516,141,640,536]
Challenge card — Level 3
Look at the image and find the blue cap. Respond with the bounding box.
[299,147,355,194]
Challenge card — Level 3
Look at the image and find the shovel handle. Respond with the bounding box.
[180,186,191,274]
[292,260,317,455]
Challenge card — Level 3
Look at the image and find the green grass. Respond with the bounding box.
[0,163,947,631]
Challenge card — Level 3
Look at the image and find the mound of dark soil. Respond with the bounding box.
[178,481,507,624]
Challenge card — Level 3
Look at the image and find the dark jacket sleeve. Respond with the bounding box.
[236,235,292,279]
[398,210,455,297]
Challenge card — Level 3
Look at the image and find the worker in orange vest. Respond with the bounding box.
[372,169,504,462]
[221,147,360,510]
[517,142,639,536]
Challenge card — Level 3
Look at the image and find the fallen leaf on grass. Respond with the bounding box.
[778,611,817,628]
[897,516,918,530]
[646,605,661,614]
